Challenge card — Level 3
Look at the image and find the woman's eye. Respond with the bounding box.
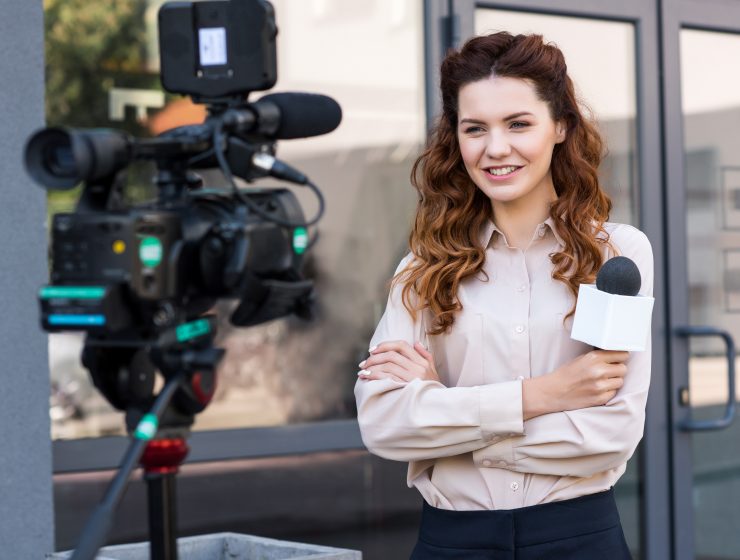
[510,121,529,129]
[463,126,484,134]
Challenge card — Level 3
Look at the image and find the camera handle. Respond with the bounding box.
[70,371,187,560]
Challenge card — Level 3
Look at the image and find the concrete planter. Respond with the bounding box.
[47,532,362,559]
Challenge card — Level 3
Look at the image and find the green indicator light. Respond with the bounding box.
[176,319,211,342]
[40,286,105,300]
[139,236,163,268]
[293,227,308,255]
[134,413,158,440]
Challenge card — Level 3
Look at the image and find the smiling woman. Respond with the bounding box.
[355,31,653,560]
[456,76,566,248]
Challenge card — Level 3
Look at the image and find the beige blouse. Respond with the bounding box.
[354,218,653,510]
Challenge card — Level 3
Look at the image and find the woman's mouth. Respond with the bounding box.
[483,165,523,180]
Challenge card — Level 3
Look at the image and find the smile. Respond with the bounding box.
[483,165,523,179]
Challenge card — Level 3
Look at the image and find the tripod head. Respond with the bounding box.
[81,316,223,435]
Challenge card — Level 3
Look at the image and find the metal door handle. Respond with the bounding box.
[675,325,736,431]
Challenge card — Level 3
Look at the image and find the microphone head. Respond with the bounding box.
[258,92,342,139]
[596,256,642,296]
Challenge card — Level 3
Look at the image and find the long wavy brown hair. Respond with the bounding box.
[396,32,612,335]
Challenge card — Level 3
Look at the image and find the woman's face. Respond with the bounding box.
[456,75,565,210]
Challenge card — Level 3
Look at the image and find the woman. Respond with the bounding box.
[354,32,652,559]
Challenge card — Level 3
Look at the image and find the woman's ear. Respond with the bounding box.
[555,121,567,143]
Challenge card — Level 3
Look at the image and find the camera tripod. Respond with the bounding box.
[140,429,191,559]
[70,318,224,560]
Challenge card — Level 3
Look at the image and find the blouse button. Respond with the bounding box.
[515,325,525,334]
[516,375,524,381]
[498,460,507,467]
[538,227,546,237]
[517,284,527,292]
[510,482,519,491]
[482,459,492,467]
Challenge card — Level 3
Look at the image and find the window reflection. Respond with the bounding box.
[46,0,425,438]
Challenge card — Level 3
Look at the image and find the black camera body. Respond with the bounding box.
[40,187,308,335]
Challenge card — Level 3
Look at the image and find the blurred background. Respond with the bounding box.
[35,1,740,559]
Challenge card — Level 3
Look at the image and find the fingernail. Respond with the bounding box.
[368,345,378,353]
[357,370,371,377]
[359,360,366,368]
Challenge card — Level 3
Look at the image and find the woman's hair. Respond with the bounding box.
[397,31,612,335]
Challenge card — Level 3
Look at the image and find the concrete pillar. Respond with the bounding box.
[0,0,55,556]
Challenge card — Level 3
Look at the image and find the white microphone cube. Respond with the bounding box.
[570,284,655,351]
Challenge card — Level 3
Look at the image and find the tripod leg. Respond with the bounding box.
[146,472,178,560]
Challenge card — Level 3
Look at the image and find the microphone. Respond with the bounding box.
[223,92,343,139]
[570,256,654,351]
[595,256,641,296]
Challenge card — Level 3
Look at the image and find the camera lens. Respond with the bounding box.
[44,143,78,178]
[25,127,132,190]
[25,128,81,190]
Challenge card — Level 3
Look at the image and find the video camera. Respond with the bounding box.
[25,0,342,425]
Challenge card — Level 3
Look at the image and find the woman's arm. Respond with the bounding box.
[472,225,654,477]
[355,376,524,461]
[471,342,650,477]
[355,254,631,462]
[355,254,526,461]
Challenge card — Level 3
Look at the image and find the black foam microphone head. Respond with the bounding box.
[596,256,642,296]
[258,92,342,139]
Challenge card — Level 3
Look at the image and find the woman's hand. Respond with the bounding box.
[357,341,440,383]
[523,350,629,420]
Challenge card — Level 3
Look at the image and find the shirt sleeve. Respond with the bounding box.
[355,253,525,462]
[471,225,654,478]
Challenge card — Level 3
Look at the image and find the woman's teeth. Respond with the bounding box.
[487,166,519,176]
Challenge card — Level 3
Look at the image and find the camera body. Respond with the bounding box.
[41,188,308,334]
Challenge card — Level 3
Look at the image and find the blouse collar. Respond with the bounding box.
[478,215,566,249]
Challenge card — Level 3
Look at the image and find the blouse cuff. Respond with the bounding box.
[478,379,524,442]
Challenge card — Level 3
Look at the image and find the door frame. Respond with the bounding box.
[425,0,669,557]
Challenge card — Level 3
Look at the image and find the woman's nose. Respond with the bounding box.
[485,130,512,159]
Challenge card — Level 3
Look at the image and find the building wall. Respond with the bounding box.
[0,0,54,556]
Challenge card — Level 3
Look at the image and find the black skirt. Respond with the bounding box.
[409,489,631,560]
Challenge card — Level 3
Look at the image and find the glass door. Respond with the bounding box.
[667,19,740,560]
[682,29,740,558]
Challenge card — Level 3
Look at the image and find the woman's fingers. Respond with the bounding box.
[361,350,419,374]
[370,340,428,368]
[414,341,434,363]
[606,362,628,378]
[358,340,439,383]
[599,350,630,364]
[357,367,406,383]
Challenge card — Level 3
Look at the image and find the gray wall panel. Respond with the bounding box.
[0,0,54,556]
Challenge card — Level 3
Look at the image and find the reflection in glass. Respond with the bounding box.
[681,28,740,560]
[473,10,641,558]
[46,0,425,438]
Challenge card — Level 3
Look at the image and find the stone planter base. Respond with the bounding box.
[47,532,362,560]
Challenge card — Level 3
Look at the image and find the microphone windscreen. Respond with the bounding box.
[259,92,342,139]
[596,256,642,296]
